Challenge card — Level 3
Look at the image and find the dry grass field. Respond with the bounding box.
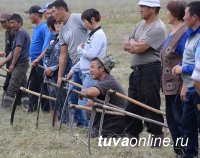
[0,0,194,158]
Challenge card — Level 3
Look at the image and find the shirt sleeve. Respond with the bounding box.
[42,29,52,52]
[71,61,80,72]
[15,30,25,47]
[175,33,188,55]
[59,29,65,46]
[182,65,195,75]
[94,80,108,95]
[144,27,165,50]
[192,58,200,81]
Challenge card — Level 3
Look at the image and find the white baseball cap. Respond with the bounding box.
[138,0,161,7]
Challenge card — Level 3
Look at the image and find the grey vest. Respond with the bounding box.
[182,32,200,88]
[161,25,188,95]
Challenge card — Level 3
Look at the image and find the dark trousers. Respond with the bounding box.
[6,61,29,98]
[28,66,49,112]
[166,95,183,154]
[182,91,200,158]
[3,62,22,106]
[3,73,11,91]
[126,62,164,136]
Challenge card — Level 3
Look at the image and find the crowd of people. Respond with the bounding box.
[0,0,200,157]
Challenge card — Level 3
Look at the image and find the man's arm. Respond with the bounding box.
[130,40,150,54]
[194,81,200,95]
[82,87,100,98]
[9,46,22,72]
[124,39,150,54]
[57,44,68,85]
[0,52,12,68]
[31,49,46,66]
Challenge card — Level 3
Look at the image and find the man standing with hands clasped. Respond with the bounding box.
[124,0,167,146]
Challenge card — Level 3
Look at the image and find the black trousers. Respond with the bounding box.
[28,66,49,112]
[126,62,164,136]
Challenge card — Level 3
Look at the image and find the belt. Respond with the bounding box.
[131,61,161,72]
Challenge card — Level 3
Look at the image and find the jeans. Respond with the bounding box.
[47,75,68,123]
[78,73,98,127]
[182,90,200,158]
[68,70,88,127]
[126,62,164,136]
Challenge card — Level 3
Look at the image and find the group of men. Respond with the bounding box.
[0,0,200,157]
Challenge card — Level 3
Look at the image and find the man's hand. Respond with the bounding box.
[8,64,15,73]
[57,76,62,86]
[44,67,53,77]
[66,70,73,80]
[31,58,39,67]
[172,65,182,76]
[86,99,94,107]
[0,52,6,57]
[123,38,130,52]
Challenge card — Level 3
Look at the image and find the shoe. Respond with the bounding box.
[2,95,14,110]
[150,134,164,148]
[21,97,29,109]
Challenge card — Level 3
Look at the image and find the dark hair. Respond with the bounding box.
[47,3,52,9]
[91,57,109,74]
[10,13,23,25]
[167,0,187,21]
[146,6,160,14]
[91,57,103,67]
[155,7,160,14]
[51,0,69,12]
[81,8,101,24]
[188,1,200,18]
[47,16,55,31]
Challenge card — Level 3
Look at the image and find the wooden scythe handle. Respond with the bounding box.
[20,87,56,101]
[69,104,124,116]
[108,89,166,116]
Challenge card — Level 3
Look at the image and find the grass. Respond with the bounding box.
[0,0,195,157]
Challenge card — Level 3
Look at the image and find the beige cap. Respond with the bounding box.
[0,13,11,21]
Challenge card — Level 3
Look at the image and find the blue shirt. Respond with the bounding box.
[29,22,52,61]
[163,32,188,55]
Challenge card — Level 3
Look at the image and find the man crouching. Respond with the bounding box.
[82,56,126,137]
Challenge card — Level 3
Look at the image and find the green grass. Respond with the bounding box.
[0,0,194,157]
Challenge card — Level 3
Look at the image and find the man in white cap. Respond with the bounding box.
[38,2,52,20]
[124,0,167,146]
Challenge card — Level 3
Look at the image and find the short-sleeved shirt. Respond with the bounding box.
[5,29,16,56]
[129,19,167,67]
[92,74,126,136]
[94,74,126,109]
[59,13,87,65]
[29,22,50,61]
[11,27,30,63]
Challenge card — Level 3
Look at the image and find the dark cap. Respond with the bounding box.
[24,5,42,14]
[0,13,11,21]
